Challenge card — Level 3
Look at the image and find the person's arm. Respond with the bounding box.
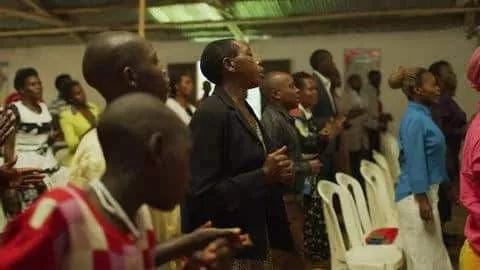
[3,105,19,163]
[155,227,244,266]
[189,108,267,214]
[262,111,309,187]
[0,197,69,269]
[59,110,80,153]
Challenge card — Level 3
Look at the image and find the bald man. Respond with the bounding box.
[68,31,181,270]
[261,72,324,269]
[70,31,169,186]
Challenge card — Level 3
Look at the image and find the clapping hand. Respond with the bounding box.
[181,222,253,270]
[263,146,294,184]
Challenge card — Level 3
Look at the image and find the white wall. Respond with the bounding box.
[0,27,477,132]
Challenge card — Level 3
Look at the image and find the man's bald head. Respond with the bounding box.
[261,72,290,101]
[261,71,299,109]
[82,31,168,103]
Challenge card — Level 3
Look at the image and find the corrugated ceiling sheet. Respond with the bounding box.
[230,0,458,19]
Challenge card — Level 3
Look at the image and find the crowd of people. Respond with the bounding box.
[0,30,477,270]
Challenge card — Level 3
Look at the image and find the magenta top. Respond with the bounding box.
[461,104,480,253]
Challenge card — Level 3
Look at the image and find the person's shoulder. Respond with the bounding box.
[191,94,228,122]
[87,102,99,111]
[21,187,80,228]
[70,128,106,185]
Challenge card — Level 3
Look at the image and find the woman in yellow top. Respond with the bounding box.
[59,80,100,165]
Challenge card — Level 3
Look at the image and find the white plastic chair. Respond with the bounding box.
[335,172,372,234]
[360,160,398,228]
[317,181,403,270]
[372,150,395,202]
[380,132,401,182]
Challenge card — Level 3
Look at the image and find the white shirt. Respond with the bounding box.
[298,104,313,120]
[166,98,196,125]
[343,88,369,152]
[313,70,336,114]
[360,84,379,130]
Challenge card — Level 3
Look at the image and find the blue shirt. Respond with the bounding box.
[395,101,449,201]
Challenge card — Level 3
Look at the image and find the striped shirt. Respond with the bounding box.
[0,186,156,270]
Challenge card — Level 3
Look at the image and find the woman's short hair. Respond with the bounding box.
[61,80,81,103]
[200,39,239,85]
[14,67,38,90]
[168,71,191,97]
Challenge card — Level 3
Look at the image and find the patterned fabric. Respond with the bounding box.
[303,175,330,262]
[2,101,68,219]
[460,240,480,270]
[68,129,181,269]
[232,250,272,270]
[0,186,156,270]
[291,106,330,262]
[397,185,452,270]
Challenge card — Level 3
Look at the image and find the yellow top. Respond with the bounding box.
[59,103,100,165]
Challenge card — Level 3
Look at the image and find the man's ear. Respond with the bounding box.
[122,66,138,90]
[147,131,164,163]
[272,88,281,100]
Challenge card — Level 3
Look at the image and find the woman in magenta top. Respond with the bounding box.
[460,47,480,269]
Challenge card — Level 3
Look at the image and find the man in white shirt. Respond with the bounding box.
[343,74,370,184]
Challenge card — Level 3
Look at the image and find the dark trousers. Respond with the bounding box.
[438,183,452,225]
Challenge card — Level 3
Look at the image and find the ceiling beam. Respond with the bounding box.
[20,0,84,42]
[1,7,480,38]
[208,0,246,41]
[49,0,202,15]
[0,6,62,25]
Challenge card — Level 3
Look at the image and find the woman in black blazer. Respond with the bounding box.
[185,39,295,268]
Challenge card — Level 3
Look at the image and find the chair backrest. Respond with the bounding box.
[360,160,397,227]
[372,150,395,202]
[335,172,372,234]
[380,132,401,181]
[317,181,364,254]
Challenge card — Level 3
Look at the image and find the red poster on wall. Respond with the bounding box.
[344,48,381,80]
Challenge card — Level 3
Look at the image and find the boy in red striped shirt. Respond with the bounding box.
[0,93,249,269]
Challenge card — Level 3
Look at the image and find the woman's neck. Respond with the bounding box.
[21,99,41,113]
[174,95,189,109]
[412,97,431,108]
[73,102,88,110]
[221,81,247,104]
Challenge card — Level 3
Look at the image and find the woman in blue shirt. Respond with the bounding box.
[389,67,452,270]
